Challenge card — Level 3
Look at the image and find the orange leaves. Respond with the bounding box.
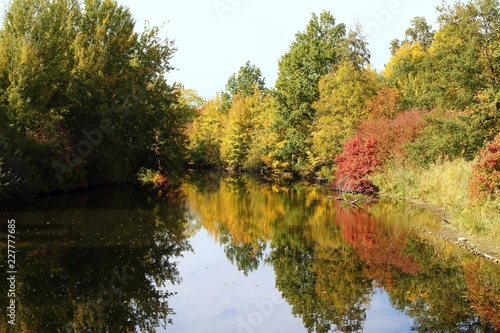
[366,87,401,119]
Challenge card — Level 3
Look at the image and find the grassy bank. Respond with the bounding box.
[370,159,500,241]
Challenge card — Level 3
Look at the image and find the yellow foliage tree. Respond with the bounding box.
[310,61,378,172]
[383,42,431,110]
[221,87,276,170]
[187,95,225,166]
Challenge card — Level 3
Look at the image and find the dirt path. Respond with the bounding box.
[405,198,500,264]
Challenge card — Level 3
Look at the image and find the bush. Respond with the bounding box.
[333,138,379,193]
[469,133,500,202]
[357,109,427,164]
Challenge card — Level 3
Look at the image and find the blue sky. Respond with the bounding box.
[115,0,442,99]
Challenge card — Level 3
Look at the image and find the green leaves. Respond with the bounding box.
[430,0,500,110]
[272,11,350,171]
[0,0,185,197]
[225,61,265,99]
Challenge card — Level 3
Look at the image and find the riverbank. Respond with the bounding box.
[370,159,500,258]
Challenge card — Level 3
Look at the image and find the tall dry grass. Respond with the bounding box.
[371,159,500,240]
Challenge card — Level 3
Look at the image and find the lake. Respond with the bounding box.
[1,172,499,332]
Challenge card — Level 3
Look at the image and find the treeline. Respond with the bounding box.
[0,0,196,205]
[2,0,500,220]
[187,1,500,206]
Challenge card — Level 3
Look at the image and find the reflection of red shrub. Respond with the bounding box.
[333,138,379,193]
[466,263,500,330]
[469,133,500,202]
[334,205,423,287]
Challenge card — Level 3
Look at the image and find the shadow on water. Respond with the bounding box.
[0,174,499,332]
[0,186,192,333]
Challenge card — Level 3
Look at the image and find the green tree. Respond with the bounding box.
[390,16,435,55]
[400,16,436,49]
[224,61,265,99]
[272,11,348,171]
[404,16,435,49]
[429,0,500,111]
[0,0,187,202]
[339,23,371,69]
[219,61,266,112]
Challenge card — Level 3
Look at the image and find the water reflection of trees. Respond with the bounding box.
[0,187,191,333]
[184,174,500,332]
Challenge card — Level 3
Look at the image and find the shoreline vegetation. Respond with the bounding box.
[1,0,500,244]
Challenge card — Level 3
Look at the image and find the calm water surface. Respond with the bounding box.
[1,173,499,332]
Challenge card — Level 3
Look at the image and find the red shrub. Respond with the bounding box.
[357,109,427,164]
[332,110,427,193]
[469,133,500,202]
[333,137,379,193]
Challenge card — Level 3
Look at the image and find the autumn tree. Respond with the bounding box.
[433,0,500,149]
[221,93,257,169]
[310,61,378,173]
[393,0,500,164]
[383,43,432,110]
[366,87,401,119]
[221,87,275,170]
[187,96,225,167]
[384,16,436,110]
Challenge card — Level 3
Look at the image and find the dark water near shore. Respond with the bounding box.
[1,173,499,332]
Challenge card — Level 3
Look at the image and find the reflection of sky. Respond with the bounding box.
[157,228,415,333]
[364,289,414,333]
